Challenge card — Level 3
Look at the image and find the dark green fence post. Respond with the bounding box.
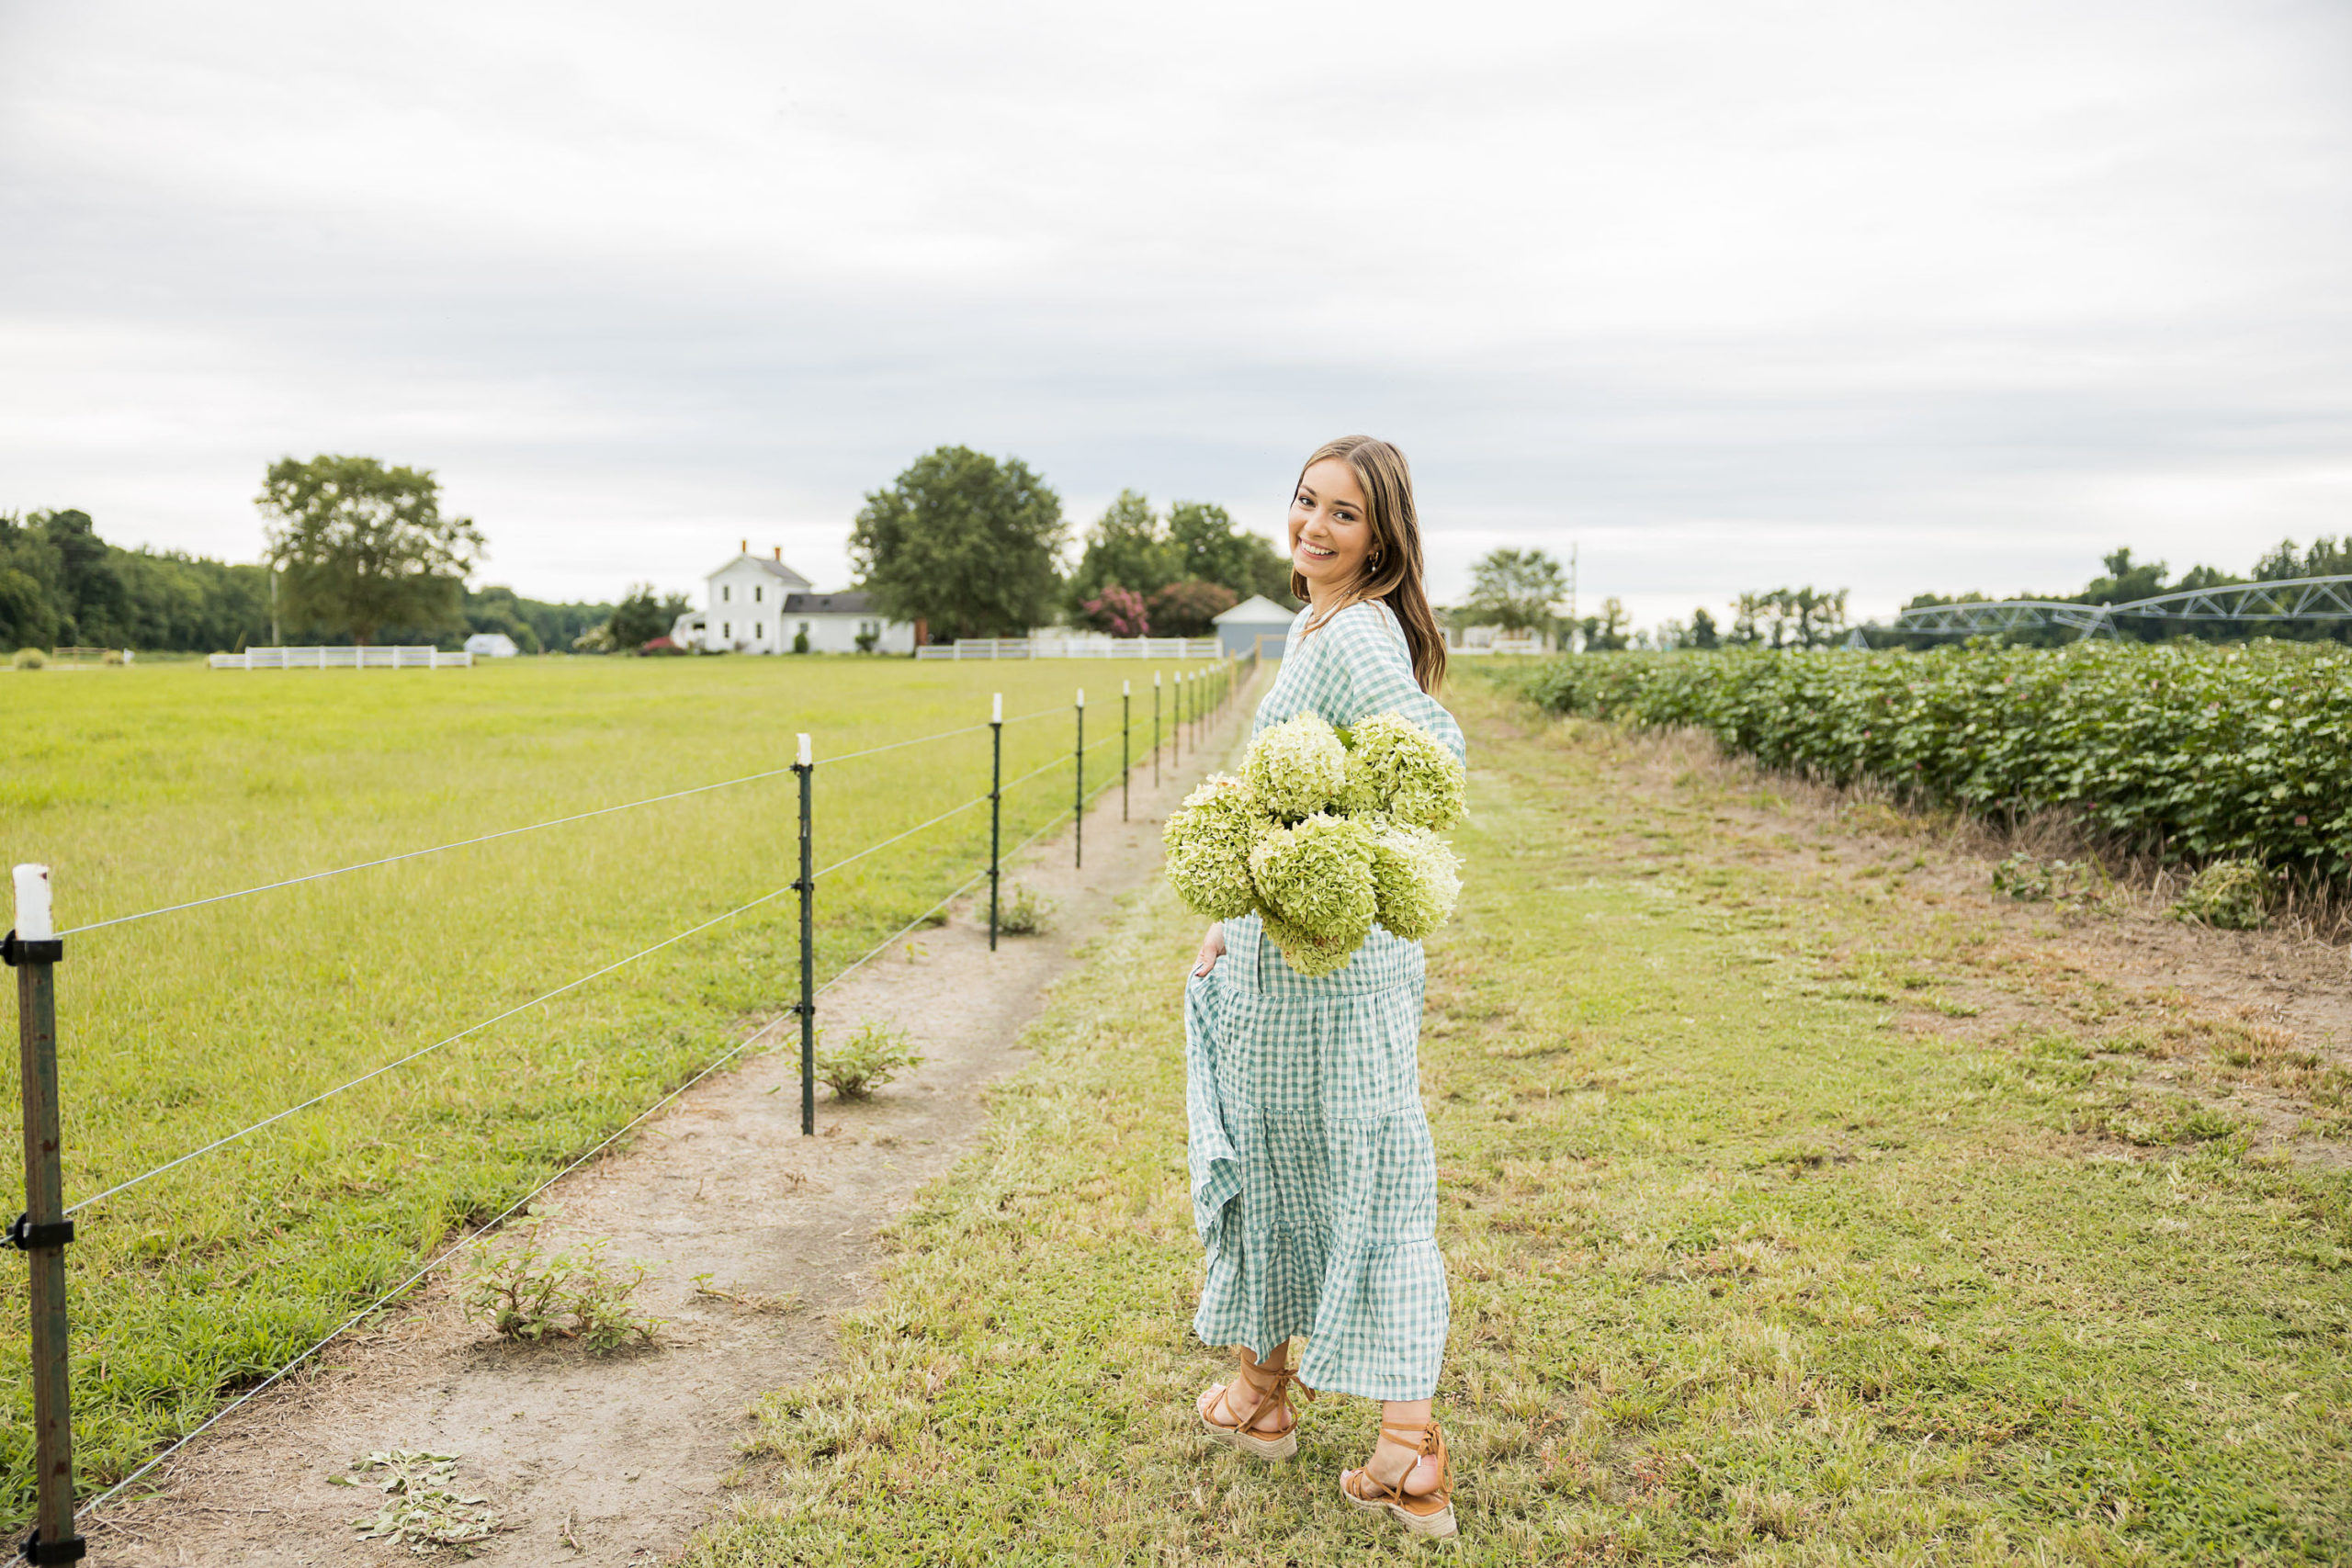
[989,694,1002,952]
[1121,680,1131,821]
[7,863,83,1566]
[1153,671,1162,788]
[1073,689,1085,869]
[793,737,815,1136]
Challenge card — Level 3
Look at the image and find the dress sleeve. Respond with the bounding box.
[1314,603,1466,762]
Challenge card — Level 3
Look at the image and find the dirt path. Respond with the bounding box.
[91,677,1260,1567]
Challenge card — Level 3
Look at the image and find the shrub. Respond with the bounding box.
[793,628,811,654]
[459,1211,662,1353]
[11,649,44,670]
[816,1020,925,1099]
[997,883,1056,936]
[2168,859,2271,930]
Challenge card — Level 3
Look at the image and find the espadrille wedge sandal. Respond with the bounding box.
[1196,1354,1311,1461]
[1340,1417,1457,1539]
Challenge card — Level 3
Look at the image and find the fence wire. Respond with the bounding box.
[69,729,1178,1524]
[55,664,1251,1526]
[55,714,1182,1217]
[54,715,1023,939]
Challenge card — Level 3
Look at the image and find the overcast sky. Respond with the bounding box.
[5,0,2347,628]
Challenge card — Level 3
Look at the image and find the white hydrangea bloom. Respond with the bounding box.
[1248,811,1376,973]
[1363,816,1462,942]
[1339,711,1466,829]
[1244,712,1347,822]
[1161,773,1270,921]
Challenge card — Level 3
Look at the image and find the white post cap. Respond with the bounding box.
[992,693,1003,723]
[797,733,812,766]
[13,864,53,941]
[1123,678,1130,694]
[1076,688,1085,707]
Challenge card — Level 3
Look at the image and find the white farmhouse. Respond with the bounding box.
[463,631,520,659]
[672,543,916,655]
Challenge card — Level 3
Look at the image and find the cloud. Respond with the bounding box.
[2,0,2346,622]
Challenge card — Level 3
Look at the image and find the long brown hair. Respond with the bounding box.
[1291,435,1448,693]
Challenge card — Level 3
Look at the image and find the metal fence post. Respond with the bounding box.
[7,864,83,1566]
[1073,689,1085,869]
[792,737,815,1137]
[1152,672,1161,788]
[1121,680,1130,822]
[1173,673,1182,767]
[989,694,1002,952]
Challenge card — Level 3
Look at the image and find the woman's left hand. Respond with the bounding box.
[1192,924,1227,977]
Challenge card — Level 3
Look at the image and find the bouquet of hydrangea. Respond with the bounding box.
[1164,711,1464,976]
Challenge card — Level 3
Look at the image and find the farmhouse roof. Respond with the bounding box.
[781,592,877,615]
[707,543,813,589]
[1214,594,1296,625]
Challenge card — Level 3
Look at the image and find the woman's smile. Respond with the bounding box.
[1287,457,1374,592]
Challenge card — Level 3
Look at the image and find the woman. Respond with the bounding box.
[1185,434,1465,1539]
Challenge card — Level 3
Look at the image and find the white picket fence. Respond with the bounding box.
[209,646,473,671]
[916,637,1221,661]
[1451,637,1545,657]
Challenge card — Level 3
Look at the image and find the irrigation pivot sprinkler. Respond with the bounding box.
[7,863,84,1564]
[792,736,816,1136]
[989,694,1003,952]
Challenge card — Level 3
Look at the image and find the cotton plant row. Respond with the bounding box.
[1164,713,1466,976]
[1505,641,2352,877]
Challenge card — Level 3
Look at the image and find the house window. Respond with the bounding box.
[755,623,764,639]
[722,622,730,637]
[754,586,763,603]
[797,621,810,637]
[723,585,730,603]
[859,619,880,637]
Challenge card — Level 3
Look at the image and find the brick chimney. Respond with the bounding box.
[740,538,747,555]
[773,546,782,561]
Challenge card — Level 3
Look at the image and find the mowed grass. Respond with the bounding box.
[0,654,1231,1522]
[682,680,2351,1565]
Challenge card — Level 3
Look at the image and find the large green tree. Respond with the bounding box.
[850,446,1067,640]
[1167,501,1294,607]
[1465,547,1567,633]
[1065,490,1172,614]
[257,455,483,645]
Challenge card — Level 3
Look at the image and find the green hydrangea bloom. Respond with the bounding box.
[1258,907,1361,977]
[1161,773,1268,921]
[1363,817,1462,942]
[1338,711,1465,829]
[1249,812,1376,975]
[1245,712,1347,821]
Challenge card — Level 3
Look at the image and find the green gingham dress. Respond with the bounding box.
[1186,599,1464,1401]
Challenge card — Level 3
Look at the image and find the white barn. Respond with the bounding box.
[672,544,916,655]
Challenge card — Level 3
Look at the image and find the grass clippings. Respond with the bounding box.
[334,1450,499,1556]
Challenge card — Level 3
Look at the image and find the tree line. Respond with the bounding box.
[1,474,610,655]
[848,446,1297,642]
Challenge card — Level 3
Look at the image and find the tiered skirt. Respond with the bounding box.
[1185,914,1449,1401]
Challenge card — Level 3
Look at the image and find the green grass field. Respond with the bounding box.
[0,654,1231,1521]
[682,679,2351,1565]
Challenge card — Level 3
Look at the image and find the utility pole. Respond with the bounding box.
[1564,540,1577,653]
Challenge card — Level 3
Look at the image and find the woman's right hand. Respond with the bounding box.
[1192,923,1227,978]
